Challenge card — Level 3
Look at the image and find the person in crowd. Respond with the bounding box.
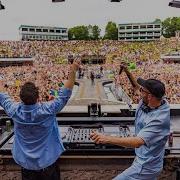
[90,71,95,86]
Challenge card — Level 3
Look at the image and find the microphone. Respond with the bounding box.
[119,66,124,75]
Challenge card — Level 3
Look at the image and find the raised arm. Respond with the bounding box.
[64,59,81,90]
[121,64,140,91]
[42,59,81,114]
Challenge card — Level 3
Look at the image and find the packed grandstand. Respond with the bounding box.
[0,38,179,104]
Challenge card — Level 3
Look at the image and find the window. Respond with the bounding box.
[29,28,35,32]
[133,32,138,35]
[133,26,139,29]
[140,37,145,39]
[62,30,66,33]
[154,33,160,36]
[127,26,132,29]
[43,29,48,32]
[147,25,153,28]
[140,32,146,34]
[22,28,28,31]
[56,30,61,33]
[154,31,160,34]
[147,32,153,35]
[119,26,125,30]
[36,29,42,32]
[140,25,146,29]
[155,25,161,28]
[50,29,55,33]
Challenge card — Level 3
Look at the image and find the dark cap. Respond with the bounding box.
[137,78,165,99]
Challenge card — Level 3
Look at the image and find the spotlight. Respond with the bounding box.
[109,0,122,2]
[0,1,5,10]
[52,0,65,2]
[169,0,180,8]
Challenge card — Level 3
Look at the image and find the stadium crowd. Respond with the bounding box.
[0,38,179,104]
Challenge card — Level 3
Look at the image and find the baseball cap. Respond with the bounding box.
[137,78,165,99]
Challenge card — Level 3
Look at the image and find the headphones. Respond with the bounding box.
[141,104,154,113]
[140,100,165,113]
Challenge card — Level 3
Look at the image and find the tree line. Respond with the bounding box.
[68,17,180,40]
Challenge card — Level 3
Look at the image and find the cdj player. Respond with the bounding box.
[0,115,170,156]
[0,124,136,155]
[61,125,134,150]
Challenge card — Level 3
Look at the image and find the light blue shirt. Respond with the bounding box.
[0,88,72,170]
[135,99,170,172]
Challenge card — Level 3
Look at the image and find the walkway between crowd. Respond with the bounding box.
[69,78,125,106]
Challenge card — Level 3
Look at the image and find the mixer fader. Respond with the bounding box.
[0,119,138,156]
[60,125,135,150]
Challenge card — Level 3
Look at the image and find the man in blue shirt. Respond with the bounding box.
[0,59,80,180]
[91,65,170,180]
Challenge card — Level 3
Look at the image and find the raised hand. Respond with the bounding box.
[72,58,81,72]
[120,62,128,72]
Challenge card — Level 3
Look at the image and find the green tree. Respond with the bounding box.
[87,25,101,40]
[162,17,180,38]
[68,26,89,40]
[104,21,118,40]
[92,25,101,40]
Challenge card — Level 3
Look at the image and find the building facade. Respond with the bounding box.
[118,22,162,41]
[19,25,68,41]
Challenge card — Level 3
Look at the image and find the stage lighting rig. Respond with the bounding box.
[52,0,65,2]
[109,0,122,2]
[169,0,180,8]
[0,1,5,10]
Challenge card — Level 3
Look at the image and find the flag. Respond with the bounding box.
[128,62,136,70]
[54,90,58,97]
[58,82,64,87]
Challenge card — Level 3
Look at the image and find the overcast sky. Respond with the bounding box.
[0,0,179,40]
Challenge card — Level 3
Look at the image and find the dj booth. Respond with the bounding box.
[0,104,180,180]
